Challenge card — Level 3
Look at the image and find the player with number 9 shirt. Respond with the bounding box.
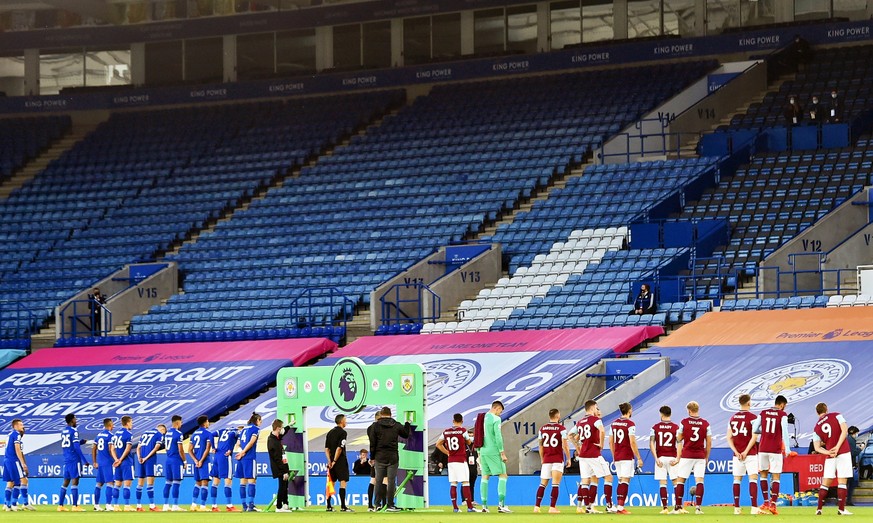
[813,402,853,516]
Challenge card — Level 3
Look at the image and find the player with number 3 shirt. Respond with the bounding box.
[673,401,711,515]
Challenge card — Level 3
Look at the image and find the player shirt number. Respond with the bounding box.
[140,433,154,447]
[97,438,105,451]
[192,435,201,449]
[688,427,700,442]
[613,428,625,444]
[764,417,777,433]
[821,423,832,438]
[112,435,124,449]
[542,432,560,448]
[446,437,461,452]
[658,431,674,448]
[220,431,231,442]
[61,433,71,448]
[578,424,592,440]
[730,421,749,437]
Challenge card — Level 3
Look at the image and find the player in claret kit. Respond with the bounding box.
[91,418,116,511]
[758,395,792,514]
[650,406,680,514]
[4,418,34,511]
[726,394,762,515]
[162,415,187,512]
[112,416,136,512]
[609,402,643,515]
[211,425,242,511]
[189,415,213,512]
[569,400,615,514]
[673,401,711,515]
[58,413,89,512]
[436,413,477,513]
[134,423,166,511]
[236,413,262,512]
[533,409,570,514]
[813,402,853,516]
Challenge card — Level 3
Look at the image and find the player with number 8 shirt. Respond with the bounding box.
[534,409,570,514]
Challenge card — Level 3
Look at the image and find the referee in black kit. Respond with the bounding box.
[325,414,352,512]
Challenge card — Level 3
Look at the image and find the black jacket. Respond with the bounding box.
[267,431,290,479]
[369,417,411,462]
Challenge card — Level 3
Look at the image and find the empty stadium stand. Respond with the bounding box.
[0,115,70,184]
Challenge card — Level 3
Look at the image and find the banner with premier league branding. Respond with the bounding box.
[611,308,873,450]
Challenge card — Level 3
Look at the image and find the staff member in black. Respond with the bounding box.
[88,287,106,335]
[370,406,411,512]
[366,411,387,512]
[632,283,656,315]
[325,414,352,512]
[267,419,291,512]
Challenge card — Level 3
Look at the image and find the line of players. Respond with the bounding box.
[524,394,854,515]
[3,411,264,512]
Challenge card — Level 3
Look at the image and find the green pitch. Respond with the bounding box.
[7,505,870,521]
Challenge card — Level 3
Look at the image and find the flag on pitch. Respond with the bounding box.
[326,469,336,497]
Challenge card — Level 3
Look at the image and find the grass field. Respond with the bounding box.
[5,505,869,521]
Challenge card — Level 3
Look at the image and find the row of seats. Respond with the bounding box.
[55,325,346,347]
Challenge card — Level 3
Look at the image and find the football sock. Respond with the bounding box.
[817,486,828,510]
[19,487,27,506]
[147,485,155,504]
[223,486,232,505]
[171,481,180,505]
[480,478,489,505]
[11,487,18,506]
[367,484,374,508]
[589,484,598,506]
[192,486,200,504]
[617,481,628,508]
[200,486,208,505]
[535,485,545,507]
[114,486,120,504]
[760,479,769,501]
[603,481,612,507]
[695,482,704,507]
[463,486,473,509]
[71,487,79,506]
[733,480,741,507]
[749,480,758,507]
[674,483,684,508]
[838,484,847,511]
[5,486,12,506]
[135,486,143,503]
[163,483,171,503]
[577,484,587,506]
[550,486,559,508]
[210,485,217,504]
[451,485,459,509]
[497,477,507,506]
[94,486,101,505]
[58,486,67,506]
[339,487,346,510]
[247,483,256,508]
[123,487,131,504]
[239,485,246,506]
[770,480,780,504]
[660,485,668,508]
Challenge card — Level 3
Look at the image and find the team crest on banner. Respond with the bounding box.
[284,378,297,399]
[401,373,414,395]
[720,358,852,411]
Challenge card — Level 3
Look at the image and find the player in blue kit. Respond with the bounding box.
[188,415,213,512]
[235,413,262,512]
[58,413,89,512]
[162,415,187,512]
[135,424,166,511]
[4,418,35,511]
[211,425,242,511]
[112,416,136,512]
[91,418,117,511]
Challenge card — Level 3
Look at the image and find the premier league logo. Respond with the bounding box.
[720,359,852,411]
[330,358,367,413]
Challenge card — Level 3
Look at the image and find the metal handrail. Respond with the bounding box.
[378,282,441,326]
[289,287,356,331]
[59,299,112,338]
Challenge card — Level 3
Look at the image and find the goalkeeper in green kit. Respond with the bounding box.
[479,401,511,513]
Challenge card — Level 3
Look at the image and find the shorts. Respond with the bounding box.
[114,460,135,482]
[479,454,506,476]
[95,461,114,484]
[653,458,677,481]
[732,454,759,477]
[449,462,471,483]
[758,452,783,474]
[614,460,636,478]
[540,462,564,480]
[329,461,350,482]
[63,462,81,480]
[2,460,23,483]
[212,454,232,479]
[235,459,256,480]
[193,462,211,482]
[824,453,853,480]
[578,456,610,478]
[164,460,184,482]
[136,457,156,479]
[675,458,706,480]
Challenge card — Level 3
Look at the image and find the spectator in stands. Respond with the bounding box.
[828,89,843,123]
[785,96,803,127]
[808,96,823,125]
[848,426,861,505]
[791,35,813,68]
[267,420,291,513]
[88,288,106,335]
[353,450,371,476]
[632,284,656,315]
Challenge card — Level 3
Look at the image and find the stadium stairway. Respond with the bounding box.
[0,122,100,200]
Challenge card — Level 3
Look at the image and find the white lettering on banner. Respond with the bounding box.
[653,44,694,56]
[828,27,870,39]
[491,60,530,72]
[113,95,150,105]
[571,52,610,64]
[268,83,304,93]
[415,68,453,80]
[0,365,252,387]
[738,35,780,47]
[23,99,68,109]
[189,88,228,98]
[342,76,378,86]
